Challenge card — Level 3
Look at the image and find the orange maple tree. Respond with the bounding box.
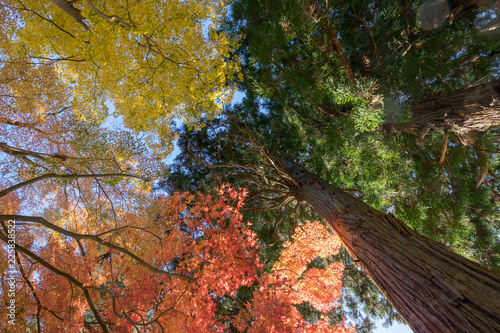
[1,185,354,332]
[234,221,353,333]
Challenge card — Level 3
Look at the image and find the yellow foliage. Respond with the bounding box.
[7,0,240,156]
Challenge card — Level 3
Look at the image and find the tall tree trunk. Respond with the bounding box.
[284,162,500,333]
[384,80,500,145]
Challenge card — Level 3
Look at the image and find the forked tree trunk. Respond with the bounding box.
[384,80,500,145]
[284,162,500,333]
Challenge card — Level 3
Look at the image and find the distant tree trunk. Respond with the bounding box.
[284,162,500,333]
[384,80,500,145]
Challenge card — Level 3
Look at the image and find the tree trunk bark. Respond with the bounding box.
[384,80,500,145]
[284,162,500,333]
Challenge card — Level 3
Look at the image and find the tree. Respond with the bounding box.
[384,80,500,145]
[0,186,353,332]
[166,112,500,332]
[0,54,352,330]
[158,1,500,328]
[220,0,500,271]
[3,0,240,154]
[225,0,500,141]
[3,0,500,331]
[166,113,410,331]
[280,161,500,333]
[233,221,352,333]
[165,112,408,331]
[0,54,162,213]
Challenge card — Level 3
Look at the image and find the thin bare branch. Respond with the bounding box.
[0,172,146,198]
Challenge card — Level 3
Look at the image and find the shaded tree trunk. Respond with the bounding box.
[385,80,500,145]
[284,162,500,333]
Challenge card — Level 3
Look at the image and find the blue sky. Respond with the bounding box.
[374,321,412,333]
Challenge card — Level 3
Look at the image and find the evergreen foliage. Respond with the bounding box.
[165,0,500,330]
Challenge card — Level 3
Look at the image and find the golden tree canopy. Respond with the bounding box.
[5,0,239,155]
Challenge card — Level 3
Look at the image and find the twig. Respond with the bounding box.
[439,131,448,165]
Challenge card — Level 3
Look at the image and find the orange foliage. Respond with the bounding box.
[1,186,262,332]
[1,180,353,332]
[234,222,354,333]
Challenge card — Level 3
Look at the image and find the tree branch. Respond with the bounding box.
[0,142,52,161]
[439,131,449,165]
[351,11,377,64]
[84,0,132,28]
[14,251,42,332]
[50,0,90,30]
[0,227,109,333]
[0,215,192,282]
[16,1,76,38]
[0,172,146,198]
[323,23,357,87]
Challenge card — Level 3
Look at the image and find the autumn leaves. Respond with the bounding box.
[0,1,353,331]
[9,0,239,156]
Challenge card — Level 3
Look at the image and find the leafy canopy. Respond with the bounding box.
[1,185,353,332]
[4,0,240,155]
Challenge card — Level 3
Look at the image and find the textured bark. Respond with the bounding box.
[284,162,500,333]
[385,80,500,144]
[323,23,357,87]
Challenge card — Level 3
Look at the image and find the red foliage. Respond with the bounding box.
[1,186,354,332]
[234,222,354,333]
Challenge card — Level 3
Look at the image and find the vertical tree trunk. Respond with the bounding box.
[384,80,500,145]
[284,162,500,333]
